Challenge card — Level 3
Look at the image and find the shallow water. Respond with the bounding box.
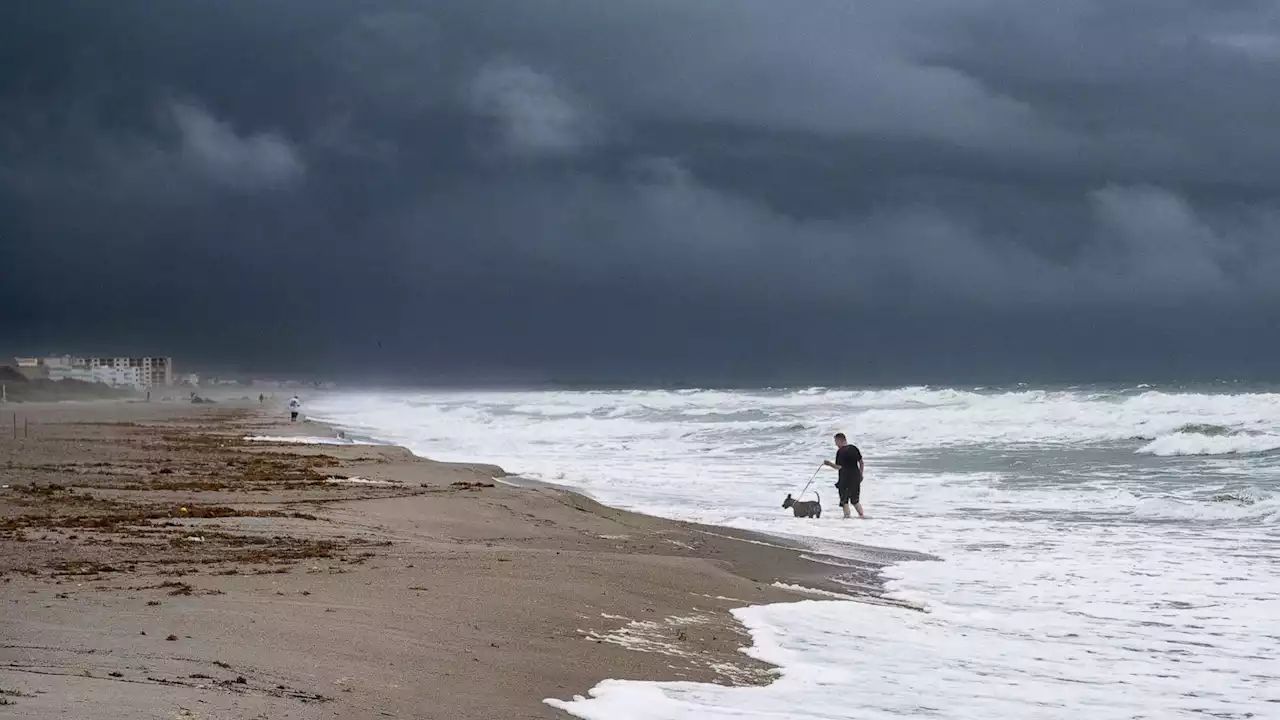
[311,385,1280,720]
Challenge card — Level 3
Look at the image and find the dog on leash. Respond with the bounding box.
[782,492,821,518]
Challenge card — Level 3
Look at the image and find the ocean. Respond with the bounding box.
[309,385,1280,719]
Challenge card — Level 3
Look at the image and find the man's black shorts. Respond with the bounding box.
[837,481,861,506]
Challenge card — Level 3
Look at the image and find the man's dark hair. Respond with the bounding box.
[834,433,846,441]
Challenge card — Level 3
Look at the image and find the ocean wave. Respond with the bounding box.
[1210,489,1267,506]
[317,387,1280,462]
[1130,494,1280,521]
[1173,422,1236,437]
[1136,432,1280,457]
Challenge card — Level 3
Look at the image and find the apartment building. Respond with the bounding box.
[85,356,173,388]
[14,355,175,388]
[49,365,146,388]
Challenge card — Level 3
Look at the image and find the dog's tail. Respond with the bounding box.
[814,492,820,503]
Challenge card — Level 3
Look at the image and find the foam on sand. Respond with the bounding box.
[550,590,1280,718]
[244,435,375,446]
[769,582,859,600]
[325,476,395,485]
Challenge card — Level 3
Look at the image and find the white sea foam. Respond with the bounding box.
[244,435,375,445]
[311,386,1280,719]
[769,582,859,600]
[325,476,394,485]
[1137,431,1280,456]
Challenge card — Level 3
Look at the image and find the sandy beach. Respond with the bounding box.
[0,401,898,719]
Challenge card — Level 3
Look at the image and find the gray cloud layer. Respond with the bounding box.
[3,0,1279,383]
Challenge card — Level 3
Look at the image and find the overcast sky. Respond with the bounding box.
[4,0,1280,384]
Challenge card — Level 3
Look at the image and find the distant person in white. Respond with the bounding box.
[288,396,301,422]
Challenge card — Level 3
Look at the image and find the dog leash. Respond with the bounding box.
[794,463,823,501]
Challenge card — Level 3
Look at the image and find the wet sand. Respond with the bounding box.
[1,401,909,719]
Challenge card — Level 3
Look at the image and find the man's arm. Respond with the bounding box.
[823,460,840,469]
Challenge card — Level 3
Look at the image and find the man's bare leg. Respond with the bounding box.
[842,502,852,519]
[853,502,865,519]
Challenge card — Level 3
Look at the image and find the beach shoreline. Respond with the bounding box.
[0,400,917,719]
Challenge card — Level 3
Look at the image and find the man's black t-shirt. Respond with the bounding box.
[836,444,863,485]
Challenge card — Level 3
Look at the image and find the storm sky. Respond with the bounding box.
[4,0,1280,384]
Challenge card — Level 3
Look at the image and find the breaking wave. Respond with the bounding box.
[1137,428,1280,457]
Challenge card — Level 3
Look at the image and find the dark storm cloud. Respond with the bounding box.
[3,0,1280,383]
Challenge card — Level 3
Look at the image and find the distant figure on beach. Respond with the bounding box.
[259,393,264,405]
[288,395,301,422]
[823,432,865,519]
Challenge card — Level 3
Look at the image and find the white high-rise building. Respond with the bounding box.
[14,355,176,388]
[48,366,146,388]
[84,356,173,388]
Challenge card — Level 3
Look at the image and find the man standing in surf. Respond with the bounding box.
[823,432,865,519]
